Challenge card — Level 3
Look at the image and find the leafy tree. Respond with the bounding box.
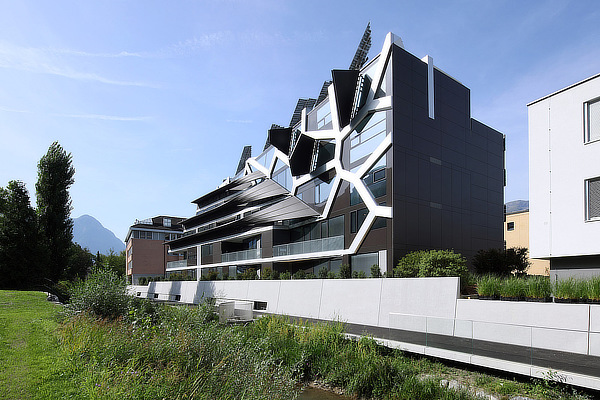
[101,249,126,277]
[472,247,530,276]
[36,142,75,282]
[417,250,469,289]
[64,243,93,281]
[0,181,43,289]
[393,250,427,278]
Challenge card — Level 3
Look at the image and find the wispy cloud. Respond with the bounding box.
[50,113,153,121]
[168,31,235,56]
[0,105,30,113]
[226,119,253,124]
[0,41,158,87]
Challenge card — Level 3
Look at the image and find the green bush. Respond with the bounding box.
[261,267,273,280]
[370,264,381,278]
[554,278,579,300]
[476,275,502,297]
[472,247,530,276]
[280,271,292,280]
[66,268,131,319]
[237,268,258,280]
[318,266,329,279]
[292,270,307,280]
[393,250,427,278]
[327,271,337,279]
[339,264,352,279]
[417,250,469,289]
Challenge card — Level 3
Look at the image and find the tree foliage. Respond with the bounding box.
[472,247,530,276]
[36,142,75,282]
[394,249,469,288]
[0,181,43,289]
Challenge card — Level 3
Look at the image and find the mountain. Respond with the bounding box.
[505,200,529,214]
[73,215,125,255]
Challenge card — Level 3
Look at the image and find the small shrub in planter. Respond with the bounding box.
[553,278,586,303]
[589,276,600,303]
[525,275,552,302]
[370,264,382,278]
[417,250,469,290]
[393,250,426,278]
[339,264,352,279]
[292,270,307,280]
[499,277,527,301]
[476,275,502,299]
[261,267,273,280]
[318,266,329,279]
[327,271,337,279]
[280,271,292,280]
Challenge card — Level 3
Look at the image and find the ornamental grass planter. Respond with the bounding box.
[525,297,553,303]
[500,296,524,302]
[477,295,499,300]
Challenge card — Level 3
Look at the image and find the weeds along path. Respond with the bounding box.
[0,290,80,399]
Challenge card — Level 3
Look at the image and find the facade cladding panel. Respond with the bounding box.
[166,32,504,279]
[391,45,504,265]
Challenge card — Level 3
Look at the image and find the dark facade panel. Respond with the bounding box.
[268,127,292,155]
[332,69,360,128]
[289,134,315,176]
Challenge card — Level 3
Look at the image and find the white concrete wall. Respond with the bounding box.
[529,76,600,259]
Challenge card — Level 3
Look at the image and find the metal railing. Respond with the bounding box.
[221,248,262,262]
[272,235,344,257]
[166,260,188,270]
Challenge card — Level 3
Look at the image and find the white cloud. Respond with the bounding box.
[0,41,158,87]
[50,113,153,121]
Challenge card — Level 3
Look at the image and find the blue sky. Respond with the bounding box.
[1,0,599,242]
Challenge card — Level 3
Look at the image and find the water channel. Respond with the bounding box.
[296,387,349,400]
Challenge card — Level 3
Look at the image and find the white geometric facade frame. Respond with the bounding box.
[237,32,398,257]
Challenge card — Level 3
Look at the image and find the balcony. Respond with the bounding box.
[221,248,262,263]
[272,235,344,257]
[166,260,188,270]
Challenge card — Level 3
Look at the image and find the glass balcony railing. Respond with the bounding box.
[221,248,262,262]
[272,235,344,257]
[166,260,188,270]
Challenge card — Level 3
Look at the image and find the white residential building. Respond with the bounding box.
[529,73,600,279]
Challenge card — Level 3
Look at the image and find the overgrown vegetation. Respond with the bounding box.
[472,247,530,276]
[1,285,591,400]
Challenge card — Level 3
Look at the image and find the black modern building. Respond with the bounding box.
[166,28,505,278]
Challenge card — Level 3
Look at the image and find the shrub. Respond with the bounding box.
[318,266,329,279]
[417,250,469,289]
[280,271,292,280]
[66,268,131,319]
[327,271,337,279]
[473,247,530,276]
[272,270,281,280]
[393,250,426,278]
[370,264,382,278]
[138,277,147,285]
[292,270,307,280]
[339,264,352,279]
[476,275,502,297]
[306,272,316,279]
[261,267,273,280]
[238,268,258,280]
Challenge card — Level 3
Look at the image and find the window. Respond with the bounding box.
[507,222,515,231]
[585,99,600,143]
[350,208,368,233]
[586,177,600,221]
[201,244,213,257]
[163,218,171,227]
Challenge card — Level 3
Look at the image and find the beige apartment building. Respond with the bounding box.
[504,210,549,275]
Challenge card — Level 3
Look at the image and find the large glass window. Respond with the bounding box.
[351,252,379,276]
[348,111,387,164]
[586,177,600,221]
[272,159,292,192]
[585,99,600,144]
[201,244,213,257]
[363,155,387,199]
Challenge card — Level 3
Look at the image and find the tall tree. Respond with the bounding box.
[36,142,75,282]
[0,181,42,289]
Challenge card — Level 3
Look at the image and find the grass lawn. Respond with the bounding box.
[0,290,81,400]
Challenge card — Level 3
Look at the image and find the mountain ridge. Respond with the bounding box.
[73,214,125,254]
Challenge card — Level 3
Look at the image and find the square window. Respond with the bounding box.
[507,221,515,231]
[586,177,600,221]
[585,99,600,143]
[373,168,385,183]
